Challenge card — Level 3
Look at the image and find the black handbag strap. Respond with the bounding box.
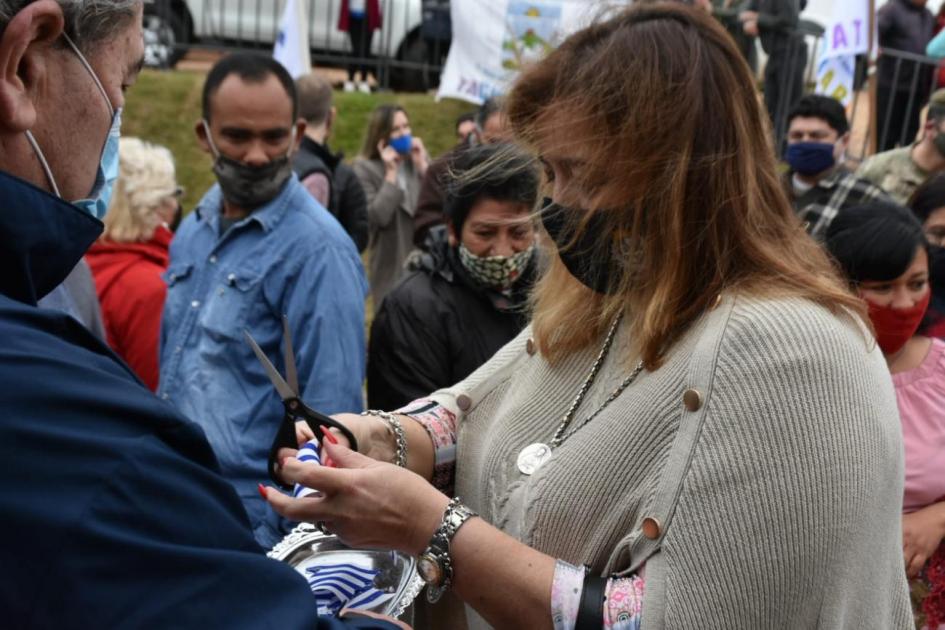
[575,574,607,630]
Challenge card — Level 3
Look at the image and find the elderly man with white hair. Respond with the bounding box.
[0,2,402,628]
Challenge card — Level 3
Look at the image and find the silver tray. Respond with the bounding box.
[268,523,424,619]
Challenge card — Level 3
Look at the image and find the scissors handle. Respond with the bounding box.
[267,399,360,488]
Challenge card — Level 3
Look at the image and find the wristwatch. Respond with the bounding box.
[418,497,477,603]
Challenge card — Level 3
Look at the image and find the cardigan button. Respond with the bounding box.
[456,394,472,411]
[526,338,536,356]
[641,517,661,540]
[683,388,703,412]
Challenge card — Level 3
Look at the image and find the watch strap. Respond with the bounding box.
[421,497,477,602]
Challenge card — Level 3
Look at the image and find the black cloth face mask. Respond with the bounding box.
[540,197,620,295]
[203,120,295,210]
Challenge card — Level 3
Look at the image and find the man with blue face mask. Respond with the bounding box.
[783,94,890,239]
[159,53,369,550]
[0,2,396,628]
[30,29,116,339]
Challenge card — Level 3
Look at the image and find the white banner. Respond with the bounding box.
[273,0,312,79]
[437,0,623,104]
[815,0,871,106]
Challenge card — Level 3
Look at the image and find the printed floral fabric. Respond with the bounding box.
[551,560,644,630]
[396,399,458,494]
[552,560,585,630]
[912,541,945,630]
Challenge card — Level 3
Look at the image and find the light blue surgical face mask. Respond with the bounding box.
[24,32,122,221]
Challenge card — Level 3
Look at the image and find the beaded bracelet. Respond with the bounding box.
[362,410,408,468]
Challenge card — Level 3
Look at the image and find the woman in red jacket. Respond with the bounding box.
[338,0,382,92]
[86,137,181,391]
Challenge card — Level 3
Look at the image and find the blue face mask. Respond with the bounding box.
[389,133,413,155]
[785,141,836,177]
[24,33,121,221]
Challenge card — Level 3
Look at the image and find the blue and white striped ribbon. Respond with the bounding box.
[293,439,323,499]
[306,561,395,616]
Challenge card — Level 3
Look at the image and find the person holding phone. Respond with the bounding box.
[354,105,429,311]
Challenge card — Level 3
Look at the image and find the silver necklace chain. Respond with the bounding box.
[548,316,645,449]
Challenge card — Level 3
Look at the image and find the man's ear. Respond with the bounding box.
[326,106,337,133]
[292,118,307,152]
[195,118,212,154]
[837,131,851,152]
[0,0,64,133]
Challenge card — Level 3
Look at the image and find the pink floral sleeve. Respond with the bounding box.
[551,560,644,630]
[396,399,458,494]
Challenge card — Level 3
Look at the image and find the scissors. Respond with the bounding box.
[244,316,359,488]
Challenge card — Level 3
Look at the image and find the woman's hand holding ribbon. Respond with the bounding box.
[263,440,450,555]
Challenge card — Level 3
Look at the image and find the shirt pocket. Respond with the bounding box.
[162,263,194,334]
[198,267,264,342]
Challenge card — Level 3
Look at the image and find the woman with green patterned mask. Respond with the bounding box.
[365,142,539,411]
[447,148,537,295]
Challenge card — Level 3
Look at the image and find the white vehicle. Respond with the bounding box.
[143,0,450,90]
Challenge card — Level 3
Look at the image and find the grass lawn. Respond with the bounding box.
[124,69,475,212]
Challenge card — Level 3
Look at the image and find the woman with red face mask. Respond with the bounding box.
[827,201,945,629]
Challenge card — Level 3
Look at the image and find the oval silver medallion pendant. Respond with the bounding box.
[517,443,553,475]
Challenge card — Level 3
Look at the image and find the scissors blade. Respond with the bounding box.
[243,329,295,402]
[282,315,299,396]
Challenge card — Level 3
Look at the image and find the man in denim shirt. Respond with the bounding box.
[159,54,368,549]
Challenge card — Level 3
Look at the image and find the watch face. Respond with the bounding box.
[418,553,442,585]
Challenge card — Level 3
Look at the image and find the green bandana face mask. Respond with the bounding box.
[458,244,534,291]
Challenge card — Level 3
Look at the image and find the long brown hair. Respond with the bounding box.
[359,104,406,161]
[506,3,866,368]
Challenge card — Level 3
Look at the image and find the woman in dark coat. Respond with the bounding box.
[367,143,539,410]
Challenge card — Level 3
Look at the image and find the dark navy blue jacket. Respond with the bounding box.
[0,171,396,629]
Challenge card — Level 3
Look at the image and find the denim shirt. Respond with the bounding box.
[159,176,367,548]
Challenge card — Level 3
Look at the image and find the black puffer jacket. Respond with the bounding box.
[292,136,369,252]
[367,227,535,410]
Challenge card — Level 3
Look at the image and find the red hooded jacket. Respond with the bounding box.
[85,227,171,391]
[337,0,382,32]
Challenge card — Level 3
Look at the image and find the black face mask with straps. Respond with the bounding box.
[202,119,295,210]
[540,198,621,295]
[212,153,293,210]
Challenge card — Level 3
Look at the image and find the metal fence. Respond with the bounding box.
[144,0,450,91]
[777,45,943,164]
[713,9,943,163]
[872,48,941,155]
[145,1,945,160]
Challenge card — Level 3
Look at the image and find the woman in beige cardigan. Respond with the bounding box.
[354,104,429,311]
[265,5,913,628]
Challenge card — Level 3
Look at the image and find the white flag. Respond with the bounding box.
[274,0,311,79]
[815,0,871,106]
[437,0,622,104]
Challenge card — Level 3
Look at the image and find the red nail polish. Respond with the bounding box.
[320,426,339,444]
[258,483,268,499]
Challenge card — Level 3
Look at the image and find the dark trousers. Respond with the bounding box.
[764,41,808,142]
[347,16,374,81]
[876,84,930,152]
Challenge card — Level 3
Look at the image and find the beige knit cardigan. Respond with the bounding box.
[425,294,913,629]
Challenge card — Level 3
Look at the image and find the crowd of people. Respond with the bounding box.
[2,0,945,628]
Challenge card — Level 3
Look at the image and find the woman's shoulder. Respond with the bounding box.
[725,293,872,357]
[893,336,945,390]
[712,293,895,420]
[383,269,441,313]
[352,157,383,178]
